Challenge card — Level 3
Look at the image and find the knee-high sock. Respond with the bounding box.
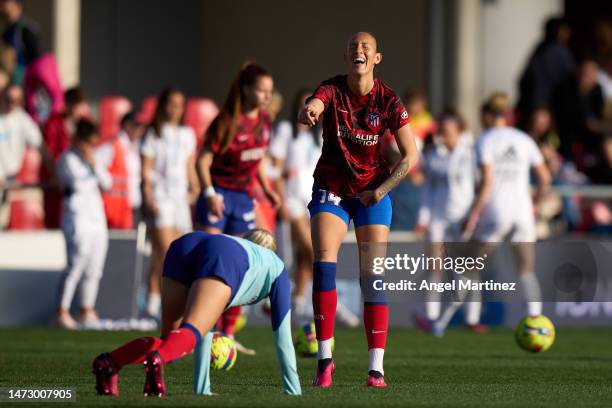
[220,306,242,337]
[361,275,388,374]
[157,323,201,363]
[312,262,337,359]
[464,280,482,326]
[426,273,442,320]
[109,336,163,370]
[520,273,542,316]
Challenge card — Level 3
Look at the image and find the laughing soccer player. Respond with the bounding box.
[92,229,300,397]
[298,32,419,387]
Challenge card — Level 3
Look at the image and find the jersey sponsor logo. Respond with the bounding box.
[240,147,267,161]
[368,112,380,128]
[337,125,379,146]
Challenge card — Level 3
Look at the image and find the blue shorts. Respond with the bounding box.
[195,187,256,235]
[307,185,392,227]
[162,232,249,299]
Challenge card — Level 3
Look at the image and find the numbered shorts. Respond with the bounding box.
[195,187,256,235]
[307,184,392,227]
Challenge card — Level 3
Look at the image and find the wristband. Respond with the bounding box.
[204,186,217,198]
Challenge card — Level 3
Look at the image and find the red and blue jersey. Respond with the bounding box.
[312,75,410,198]
[206,110,271,195]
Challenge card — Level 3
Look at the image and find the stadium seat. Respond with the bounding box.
[183,97,219,146]
[98,96,132,143]
[137,96,157,125]
[7,148,44,230]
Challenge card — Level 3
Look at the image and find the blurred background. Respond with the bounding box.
[1,0,611,329]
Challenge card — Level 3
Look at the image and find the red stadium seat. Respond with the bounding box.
[98,96,132,143]
[15,147,41,184]
[7,148,44,230]
[183,97,219,147]
[137,96,157,125]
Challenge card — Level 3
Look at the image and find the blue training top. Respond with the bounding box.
[163,232,301,396]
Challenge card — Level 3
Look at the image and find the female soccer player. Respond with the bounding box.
[141,88,199,317]
[195,63,280,352]
[92,229,301,397]
[414,109,486,334]
[55,120,109,329]
[298,32,419,387]
[464,93,551,315]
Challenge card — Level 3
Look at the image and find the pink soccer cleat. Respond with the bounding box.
[312,360,335,387]
[92,353,118,396]
[143,351,166,397]
[366,371,387,388]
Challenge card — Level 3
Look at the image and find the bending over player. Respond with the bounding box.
[92,229,301,397]
[298,31,419,387]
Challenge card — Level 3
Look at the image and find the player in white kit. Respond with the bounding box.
[55,120,110,329]
[414,109,486,333]
[141,88,199,317]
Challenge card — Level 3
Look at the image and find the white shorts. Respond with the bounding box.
[473,216,536,243]
[428,219,464,242]
[151,199,193,232]
[285,195,309,220]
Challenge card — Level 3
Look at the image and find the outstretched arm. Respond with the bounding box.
[269,268,302,396]
[193,331,214,395]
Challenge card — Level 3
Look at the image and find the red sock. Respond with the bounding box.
[313,290,337,340]
[221,306,242,337]
[109,336,162,370]
[157,326,199,363]
[364,304,388,349]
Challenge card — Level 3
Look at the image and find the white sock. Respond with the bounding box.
[147,293,161,317]
[426,274,442,320]
[293,295,305,315]
[519,273,542,316]
[436,301,462,331]
[464,285,482,326]
[368,348,385,375]
[317,339,333,360]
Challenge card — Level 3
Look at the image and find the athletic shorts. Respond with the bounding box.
[428,219,465,242]
[473,216,536,243]
[149,198,192,232]
[307,184,392,227]
[195,187,256,234]
[162,232,249,298]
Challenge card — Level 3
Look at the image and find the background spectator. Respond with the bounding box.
[41,87,91,228]
[517,16,575,128]
[0,0,64,124]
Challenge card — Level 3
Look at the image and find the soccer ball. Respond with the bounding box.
[210,332,238,370]
[515,315,556,353]
[294,322,335,357]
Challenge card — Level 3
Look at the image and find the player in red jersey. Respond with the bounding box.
[195,63,281,354]
[298,32,419,388]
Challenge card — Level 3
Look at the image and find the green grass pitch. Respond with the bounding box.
[1,327,611,407]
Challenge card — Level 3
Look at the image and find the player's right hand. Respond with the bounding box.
[207,194,225,218]
[298,103,321,127]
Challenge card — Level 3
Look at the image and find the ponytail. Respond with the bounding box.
[211,62,271,153]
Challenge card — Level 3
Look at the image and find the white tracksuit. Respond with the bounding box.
[417,135,476,242]
[57,148,111,310]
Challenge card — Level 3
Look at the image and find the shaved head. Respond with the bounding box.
[347,31,378,52]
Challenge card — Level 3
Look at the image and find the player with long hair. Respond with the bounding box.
[92,229,300,397]
[140,88,199,318]
[298,32,419,387]
[195,63,281,353]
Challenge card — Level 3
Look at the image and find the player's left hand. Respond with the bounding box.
[357,189,382,207]
[462,211,480,240]
[265,189,282,209]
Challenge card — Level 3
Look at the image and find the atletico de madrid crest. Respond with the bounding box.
[367,112,380,128]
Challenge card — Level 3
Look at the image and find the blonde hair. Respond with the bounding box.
[482,92,510,117]
[243,229,277,251]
